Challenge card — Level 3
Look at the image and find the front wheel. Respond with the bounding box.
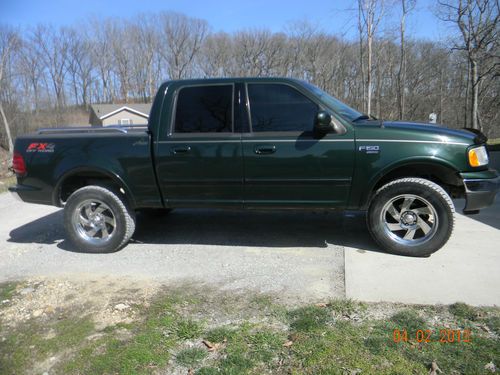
[64,185,136,253]
[367,178,455,257]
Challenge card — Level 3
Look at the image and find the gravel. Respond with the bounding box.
[0,193,349,304]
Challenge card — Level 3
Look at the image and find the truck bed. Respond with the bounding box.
[12,125,160,208]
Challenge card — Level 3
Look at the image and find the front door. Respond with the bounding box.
[155,83,243,207]
[242,83,355,208]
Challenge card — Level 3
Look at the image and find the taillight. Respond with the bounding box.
[12,151,27,176]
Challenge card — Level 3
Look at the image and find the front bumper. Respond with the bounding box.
[462,174,500,212]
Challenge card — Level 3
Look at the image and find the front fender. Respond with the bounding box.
[351,156,461,210]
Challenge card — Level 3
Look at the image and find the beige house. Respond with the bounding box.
[89,104,152,126]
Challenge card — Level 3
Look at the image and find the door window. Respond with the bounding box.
[174,85,233,133]
[247,84,318,132]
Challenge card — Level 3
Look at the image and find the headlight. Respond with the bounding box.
[468,145,489,167]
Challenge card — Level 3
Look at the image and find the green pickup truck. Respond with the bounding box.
[9,78,500,256]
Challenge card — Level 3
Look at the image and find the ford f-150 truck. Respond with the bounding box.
[9,78,500,256]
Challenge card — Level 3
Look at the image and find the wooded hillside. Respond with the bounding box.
[1,0,498,154]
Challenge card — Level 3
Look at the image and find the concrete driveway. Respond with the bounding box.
[0,193,344,304]
[345,197,500,306]
[1,192,499,306]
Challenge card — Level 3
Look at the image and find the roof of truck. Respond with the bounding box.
[162,77,305,86]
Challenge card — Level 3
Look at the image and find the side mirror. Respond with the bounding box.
[314,111,334,133]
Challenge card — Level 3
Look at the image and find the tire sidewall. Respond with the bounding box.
[368,180,453,257]
[64,187,129,253]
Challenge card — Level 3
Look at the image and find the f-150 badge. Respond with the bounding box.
[359,145,380,154]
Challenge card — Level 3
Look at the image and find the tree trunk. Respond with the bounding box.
[358,1,366,112]
[397,0,407,120]
[0,102,14,157]
[471,58,479,130]
[367,33,372,116]
[439,68,444,123]
[464,58,470,128]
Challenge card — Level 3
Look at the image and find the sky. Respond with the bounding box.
[0,0,452,41]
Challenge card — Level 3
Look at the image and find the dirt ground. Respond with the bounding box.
[0,147,12,178]
[1,277,498,375]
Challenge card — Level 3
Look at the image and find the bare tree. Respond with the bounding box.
[18,37,45,111]
[0,9,498,141]
[358,0,386,116]
[158,12,208,79]
[29,25,71,111]
[89,19,117,103]
[131,15,159,101]
[438,0,500,130]
[0,26,20,156]
[397,0,415,119]
[199,32,235,77]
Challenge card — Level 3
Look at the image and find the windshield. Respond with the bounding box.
[301,82,363,122]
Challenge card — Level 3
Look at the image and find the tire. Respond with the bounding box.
[64,185,136,253]
[367,178,455,257]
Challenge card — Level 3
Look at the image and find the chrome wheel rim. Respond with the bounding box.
[72,199,116,245]
[381,194,438,246]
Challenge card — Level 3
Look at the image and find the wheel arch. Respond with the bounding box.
[358,158,464,210]
[53,166,136,209]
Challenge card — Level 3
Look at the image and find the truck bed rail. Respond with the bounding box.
[37,125,148,135]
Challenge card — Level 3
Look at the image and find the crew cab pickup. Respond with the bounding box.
[10,78,500,256]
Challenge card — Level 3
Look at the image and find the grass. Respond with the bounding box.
[0,287,499,375]
[449,302,477,321]
[176,348,207,367]
[0,317,95,374]
[0,176,16,194]
[0,281,18,303]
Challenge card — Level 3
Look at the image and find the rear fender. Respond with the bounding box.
[53,166,136,208]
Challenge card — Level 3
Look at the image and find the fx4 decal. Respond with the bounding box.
[26,143,55,153]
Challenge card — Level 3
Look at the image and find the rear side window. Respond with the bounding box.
[174,85,233,133]
[248,84,318,132]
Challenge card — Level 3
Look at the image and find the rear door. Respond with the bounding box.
[242,82,355,208]
[155,83,243,207]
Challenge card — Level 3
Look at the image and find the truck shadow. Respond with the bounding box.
[454,197,500,230]
[8,209,383,254]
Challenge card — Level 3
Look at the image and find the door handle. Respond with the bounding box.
[254,145,276,155]
[171,146,191,154]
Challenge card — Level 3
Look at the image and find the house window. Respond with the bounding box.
[119,119,131,125]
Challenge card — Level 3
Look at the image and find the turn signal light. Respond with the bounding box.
[468,146,489,167]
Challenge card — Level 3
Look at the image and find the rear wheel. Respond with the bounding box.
[367,178,454,257]
[64,185,136,253]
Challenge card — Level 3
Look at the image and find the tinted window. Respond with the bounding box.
[248,84,318,132]
[175,85,233,133]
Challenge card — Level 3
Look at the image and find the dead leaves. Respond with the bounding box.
[282,333,299,348]
[315,302,330,308]
[429,360,442,375]
[202,338,226,352]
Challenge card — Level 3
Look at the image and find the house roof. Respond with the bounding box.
[90,103,152,120]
